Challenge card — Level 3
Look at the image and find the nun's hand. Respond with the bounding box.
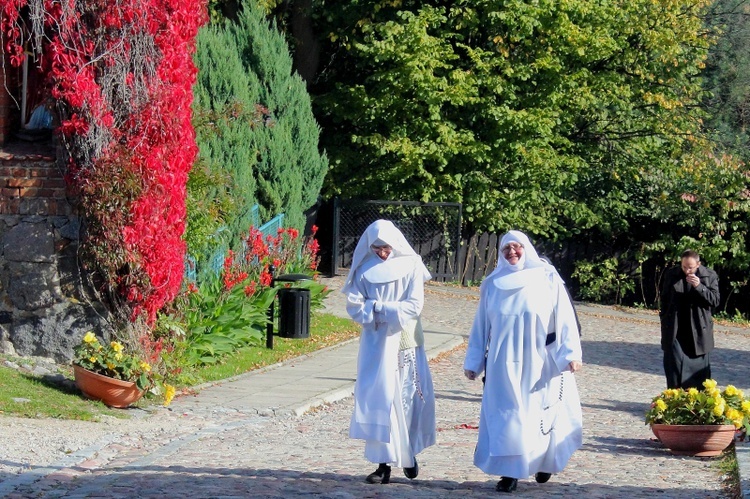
[464,369,477,380]
[567,360,582,373]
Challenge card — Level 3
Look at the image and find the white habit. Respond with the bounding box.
[463,231,583,478]
[343,220,436,468]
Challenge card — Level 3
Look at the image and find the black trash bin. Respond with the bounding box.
[275,273,311,339]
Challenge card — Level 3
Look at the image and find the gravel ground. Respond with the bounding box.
[0,412,183,474]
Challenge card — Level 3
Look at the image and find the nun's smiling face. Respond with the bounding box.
[372,244,393,261]
[501,242,524,266]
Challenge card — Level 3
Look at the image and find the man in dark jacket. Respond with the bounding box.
[659,249,720,389]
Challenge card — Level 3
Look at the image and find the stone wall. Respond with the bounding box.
[0,148,112,363]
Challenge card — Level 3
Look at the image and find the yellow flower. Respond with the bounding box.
[107,362,116,370]
[703,379,718,390]
[646,381,750,427]
[726,408,743,428]
[115,353,123,361]
[83,332,96,344]
[712,401,725,417]
[88,356,97,363]
[140,362,151,372]
[163,384,176,406]
[110,341,124,353]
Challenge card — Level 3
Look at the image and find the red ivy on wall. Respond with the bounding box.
[2,0,207,324]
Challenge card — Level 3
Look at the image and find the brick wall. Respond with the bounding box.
[0,152,73,216]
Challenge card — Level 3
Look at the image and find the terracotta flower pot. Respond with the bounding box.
[651,423,736,457]
[650,424,661,440]
[73,365,143,408]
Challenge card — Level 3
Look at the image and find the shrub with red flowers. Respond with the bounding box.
[176,224,327,365]
[246,224,322,276]
[2,0,207,329]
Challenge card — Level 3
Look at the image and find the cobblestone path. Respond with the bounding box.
[5,283,748,498]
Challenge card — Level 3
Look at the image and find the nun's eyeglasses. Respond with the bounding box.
[501,243,524,253]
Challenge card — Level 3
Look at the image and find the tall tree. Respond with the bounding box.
[311,0,715,239]
[702,0,750,162]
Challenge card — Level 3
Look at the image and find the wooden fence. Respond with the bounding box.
[330,226,747,314]
[455,232,500,285]
[453,233,600,289]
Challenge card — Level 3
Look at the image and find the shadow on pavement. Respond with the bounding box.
[583,400,649,420]
[582,339,660,374]
[2,464,725,498]
[582,340,750,388]
[434,389,482,404]
[581,435,667,457]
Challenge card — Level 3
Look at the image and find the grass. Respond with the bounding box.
[0,312,359,420]
[0,365,126,421]
[175,313,360,386]
[717,444,741,499]
[715,310,750,328]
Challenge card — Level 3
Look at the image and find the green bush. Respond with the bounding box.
[572,257,634,305]
[180,276,276,365]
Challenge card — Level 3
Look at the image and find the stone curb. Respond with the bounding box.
[737,441,750,498]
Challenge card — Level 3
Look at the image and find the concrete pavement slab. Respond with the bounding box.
[168,280,465,418]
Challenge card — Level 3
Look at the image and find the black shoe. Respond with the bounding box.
[535,472,552,483]
[496,477,518,492]
[366,463,391,484]
[404,458,419,479]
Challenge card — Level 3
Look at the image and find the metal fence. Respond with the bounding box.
[185,205,285,282]
[332,199,462,281]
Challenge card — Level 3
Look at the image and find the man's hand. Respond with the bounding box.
[686,274,700,288]
[464,369,477,380]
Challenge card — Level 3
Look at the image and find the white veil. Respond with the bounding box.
[341,220,431,294]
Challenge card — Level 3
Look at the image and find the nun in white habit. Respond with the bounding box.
[342,219,436,484]
[463,230,583,493]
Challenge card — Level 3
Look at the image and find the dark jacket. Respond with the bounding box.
[659,264,720,355]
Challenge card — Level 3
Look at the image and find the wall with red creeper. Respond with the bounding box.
[0,146,110,363]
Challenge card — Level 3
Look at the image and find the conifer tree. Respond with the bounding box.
[191,1,327,272]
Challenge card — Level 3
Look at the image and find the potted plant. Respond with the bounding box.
[645,379,750,456]
[72,331,175,408]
